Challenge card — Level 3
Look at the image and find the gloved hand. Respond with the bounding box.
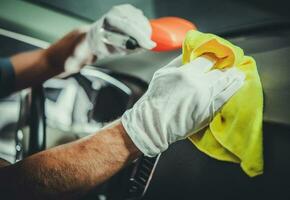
[121,55,245,157]
[63,4,156,74]
[87,4,156,60]
[43,28,95,76]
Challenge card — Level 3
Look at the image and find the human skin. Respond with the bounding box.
[0,29,140,199]
[11,29,91,91]
[0,120,140,199]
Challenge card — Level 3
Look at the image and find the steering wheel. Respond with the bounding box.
[28,86,46,155]
[25,67,147,156]
[17,69,159,200]
[15,86,46,161]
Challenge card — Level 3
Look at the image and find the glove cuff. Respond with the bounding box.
[121,108,164,157]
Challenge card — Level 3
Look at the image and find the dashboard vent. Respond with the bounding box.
[125,154,161,200]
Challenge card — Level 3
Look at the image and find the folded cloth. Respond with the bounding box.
[183,30,263,177]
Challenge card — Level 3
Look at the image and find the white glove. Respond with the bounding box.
[63,4,155,74]
[87,4,156,60]
[64,27,93,75]
[121,55,245,157]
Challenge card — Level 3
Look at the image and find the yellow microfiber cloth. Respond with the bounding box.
[183,30,263,177]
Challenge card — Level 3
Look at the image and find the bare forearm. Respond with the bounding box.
[0,120,140,199]
[11,49,62,91]
[10,30,86,92]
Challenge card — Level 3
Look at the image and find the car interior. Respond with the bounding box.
[0,0,290,199]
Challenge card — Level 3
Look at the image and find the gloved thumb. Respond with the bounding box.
[213,71,245,112]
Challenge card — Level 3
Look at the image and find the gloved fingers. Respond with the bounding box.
[73,40,91,61]
[162,55,183,69]
[213,74,245,111]
[63,40,94,74]
[109,4,152,36]
[205,69,224,81]
[87,23,112,59]
[181,56,215,74]
[105,14,156,50]
[149,55,183,79]
[208,67,245,97]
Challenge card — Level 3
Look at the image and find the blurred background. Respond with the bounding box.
[1,0,290,199]
[2,0,290,41]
